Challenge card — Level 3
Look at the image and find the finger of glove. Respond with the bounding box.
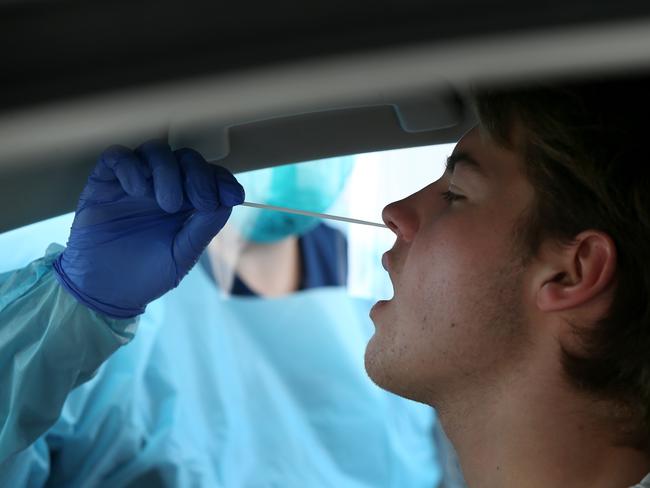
[214,165,245,207]
[173,207,233,274]
[94,145,151,197]
[176,148,221,212]
[176,148,245,210]
[136,140,184,213]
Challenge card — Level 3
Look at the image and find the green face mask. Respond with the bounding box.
[231,156,354,243]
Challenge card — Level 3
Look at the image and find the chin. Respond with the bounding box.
[364,335,389,387]
[364,337,432,405]
[364,337,403,395]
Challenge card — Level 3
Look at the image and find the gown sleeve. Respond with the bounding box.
[0,244,138,464]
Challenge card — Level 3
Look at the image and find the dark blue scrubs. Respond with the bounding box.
[200,223,348,295]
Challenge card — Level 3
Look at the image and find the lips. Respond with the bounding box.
[379,250,397,301]
[369,298,389,317]
[381,251,391,272]
[370,252,396,322]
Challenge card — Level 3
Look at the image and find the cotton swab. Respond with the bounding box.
[241,202,388,229]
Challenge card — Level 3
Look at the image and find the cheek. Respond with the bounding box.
[393,215,516,348]
[432,215,525,298]
[402,215,507,298]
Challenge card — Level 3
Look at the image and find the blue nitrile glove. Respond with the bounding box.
[53,140,244,318]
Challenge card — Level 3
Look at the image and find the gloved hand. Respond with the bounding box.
[53,140,244,318]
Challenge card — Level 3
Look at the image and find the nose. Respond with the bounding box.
[382,193,420,242]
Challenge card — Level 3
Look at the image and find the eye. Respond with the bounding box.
[441,190,464,202]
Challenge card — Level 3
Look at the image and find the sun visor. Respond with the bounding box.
[168,88,473,172]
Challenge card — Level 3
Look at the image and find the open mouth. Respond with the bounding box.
[380,251,397,296]
[370,255,395,318]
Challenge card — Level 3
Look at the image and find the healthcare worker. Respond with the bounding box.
[0,141,441,487]
[204,155,352,298]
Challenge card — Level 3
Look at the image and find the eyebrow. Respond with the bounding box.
[445,152,486,177]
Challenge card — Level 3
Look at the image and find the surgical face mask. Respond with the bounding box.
[231,156,354,243]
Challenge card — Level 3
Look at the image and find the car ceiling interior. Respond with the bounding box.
[2,0,650,232]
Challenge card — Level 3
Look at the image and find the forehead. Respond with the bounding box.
[451,126,525,182]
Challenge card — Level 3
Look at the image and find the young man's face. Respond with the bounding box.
[366,126,536,406]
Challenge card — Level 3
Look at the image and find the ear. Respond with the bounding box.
[536,231,617,312]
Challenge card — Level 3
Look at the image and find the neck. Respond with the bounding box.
[208,235,301,297]
[436,350,650,488]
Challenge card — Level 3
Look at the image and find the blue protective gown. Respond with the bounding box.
[0,214,441,487]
